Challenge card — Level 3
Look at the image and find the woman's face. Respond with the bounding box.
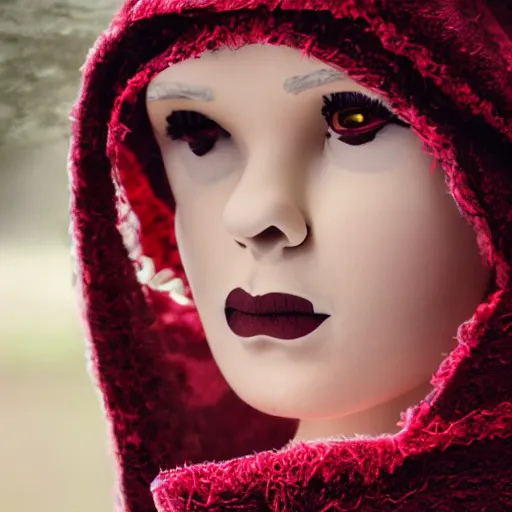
[146,44,489,427]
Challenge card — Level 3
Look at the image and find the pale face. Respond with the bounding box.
[146,44,489,439]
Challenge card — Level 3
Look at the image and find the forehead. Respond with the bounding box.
[146,44,347,97]
[154,43,329,74]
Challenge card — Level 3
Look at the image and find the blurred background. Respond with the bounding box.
[0,0,120,510]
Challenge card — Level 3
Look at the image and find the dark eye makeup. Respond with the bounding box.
[166,110,231,156]
[321,92,409,146]
[165,91,409,157]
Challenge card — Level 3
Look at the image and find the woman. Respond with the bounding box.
[70,1,512,510]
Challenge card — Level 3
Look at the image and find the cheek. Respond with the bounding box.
[174,197,236,312]
[163,141,242,298]
[317,130,488,325]
[322,163,485,304]
[301,153,490,413]
[320,189,487,328]
[349,196,484,318]
[173,210,187,269]
[174,207,215,296]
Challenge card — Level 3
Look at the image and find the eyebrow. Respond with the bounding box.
[146,82,214,102]
[146,67,346,102]
[283,68,346,94]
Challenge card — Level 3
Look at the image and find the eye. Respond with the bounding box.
[165,111,231,156]
[322,92,409,146]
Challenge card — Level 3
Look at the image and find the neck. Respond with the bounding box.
[293,382,432,442]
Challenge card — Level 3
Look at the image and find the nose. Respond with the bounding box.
[223,150,309,261]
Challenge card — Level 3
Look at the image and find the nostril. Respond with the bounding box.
[255,226,285,247]
[234,225,309,253]
[234,226,285,251]
[258,226,283,238]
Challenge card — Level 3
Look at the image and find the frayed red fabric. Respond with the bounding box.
[69,1,512,511]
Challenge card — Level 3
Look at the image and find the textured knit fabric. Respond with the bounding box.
[70,1,512,511]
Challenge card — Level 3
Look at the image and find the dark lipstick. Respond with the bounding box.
[225,288,329,340]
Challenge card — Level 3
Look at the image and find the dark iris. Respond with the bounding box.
[166,111,230,156]
[187,137,216,157]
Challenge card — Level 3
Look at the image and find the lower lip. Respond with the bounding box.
[225,310,329,340]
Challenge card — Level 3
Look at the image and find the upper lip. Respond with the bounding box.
[225,288,323,315]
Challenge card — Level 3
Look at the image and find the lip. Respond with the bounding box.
[225,288,330,340]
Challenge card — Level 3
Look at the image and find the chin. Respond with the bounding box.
[227,378,350,420]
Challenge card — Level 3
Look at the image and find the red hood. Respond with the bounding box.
[69,1,512,511]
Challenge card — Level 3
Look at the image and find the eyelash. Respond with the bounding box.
[165,91,409,156]
[322,92,409,145]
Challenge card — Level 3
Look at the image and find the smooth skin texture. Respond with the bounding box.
[146,44,490,441]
